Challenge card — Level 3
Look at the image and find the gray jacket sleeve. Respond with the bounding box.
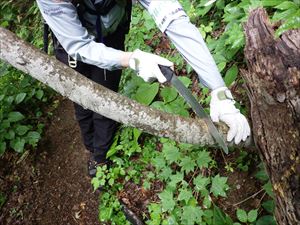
[139,0,225,90]
[165,18,225,90]
[36,0,124,70]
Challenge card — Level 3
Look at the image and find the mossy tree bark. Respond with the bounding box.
[242,8,300,225]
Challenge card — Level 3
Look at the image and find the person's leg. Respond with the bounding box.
[53,42,95,152]
[89,67,122,163]
[89,28,126,164]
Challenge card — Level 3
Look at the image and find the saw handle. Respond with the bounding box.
[159,65,174,82]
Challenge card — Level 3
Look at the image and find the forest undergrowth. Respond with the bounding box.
[1,0,299,224]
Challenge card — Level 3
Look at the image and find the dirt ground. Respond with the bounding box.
[0,98,100,225]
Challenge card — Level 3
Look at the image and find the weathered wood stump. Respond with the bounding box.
[242,8,300,225]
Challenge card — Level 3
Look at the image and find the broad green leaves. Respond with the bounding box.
[8,112,25,122]
[236,209,247,223]
[178,188,193,204]
[256,215,276,225]
[193,175,210,192]
[134,83,159,105]
[210,175,229,197]
[159,188,176,212]
[162,143,181,164]
[150,76,192,117]
[236,208,258,223]
[10,137,25,153]
[15,93,26,104]
[180,156,196,174]
[161,87,178,103]
[0,60,48,155]
[224,65,238,87]
[196,150,212,168]
[181,206,203,225]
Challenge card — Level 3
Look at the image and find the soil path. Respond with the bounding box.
[0,98,100,225]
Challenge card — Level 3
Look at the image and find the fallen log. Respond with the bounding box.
[0,27,249,148]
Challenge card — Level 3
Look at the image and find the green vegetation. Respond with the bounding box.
[0,2,55,156]
[1,0,299,224]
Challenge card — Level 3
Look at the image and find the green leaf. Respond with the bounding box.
[152,154,166,170]
[35,89,44,100]
[161,87,178,103]
[148,203,162,225]
[203,195,212,209]
[5,130,15,140]
[213,205,233,225]
[263,181,274,198]
[91,177,101,191]
[181,206,203,225]
[224,65,238,86]
[262,200,275,214]
[1,21,9,28]
[275,1,297,10]
[162,215,178,225]
[180,156,196,174]
[272,8,297,21]
[178,188,193,204]
[256,215,276,225]
[210,175,229,197]
[255,169,269,182]
[133,128,142,142]
[261,0,283,6]
[0,120,10,130]
[216,0,225,9]
[8,111,25,122]
[106,135,120,158]
[160,167,173,181]
[135,83,159,105]
[0,142,6,156]
[193,175,210,192]
[196,150,212,168]
[26,131,41,146]
[169,172,184,188]
[158,189,176,212]
[248,209,258,223]
[186,64,193,75]
[151,101,166,111]
[275,13,300,37]
[99,206,113,221]
[15,93,26,104]
[162,143,181,164]
[236,209,247,223]
[15,125,30,136]
[217,62,227,72]
[178,76,192,88]
[10,137,25,153]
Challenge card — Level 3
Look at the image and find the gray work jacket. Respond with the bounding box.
[36,0,225,90]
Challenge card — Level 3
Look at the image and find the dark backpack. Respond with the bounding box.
[43,0,132,53]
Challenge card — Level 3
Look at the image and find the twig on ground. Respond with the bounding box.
[233,189,264,207]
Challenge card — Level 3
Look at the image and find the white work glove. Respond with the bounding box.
[129,49,173,83]
[210,87,251,144]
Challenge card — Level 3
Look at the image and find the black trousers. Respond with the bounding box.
[53,29,125,161]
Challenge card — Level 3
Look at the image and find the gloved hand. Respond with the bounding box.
[129,49,173,83]
[210,87,251,144]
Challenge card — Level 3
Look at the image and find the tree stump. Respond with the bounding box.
[242,8,300,225]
